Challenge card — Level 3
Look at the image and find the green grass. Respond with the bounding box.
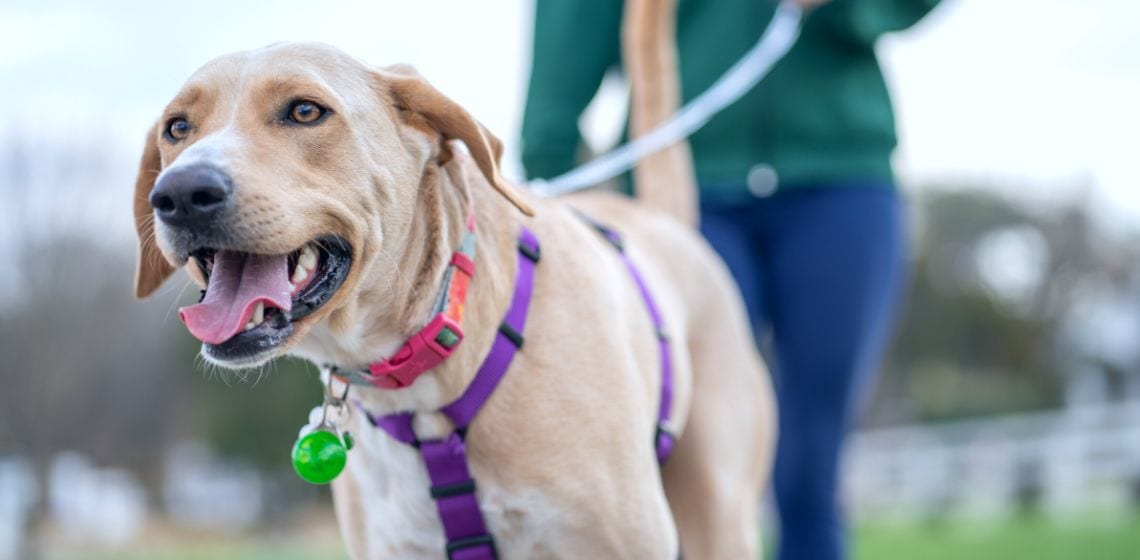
[43,514,1140,560]
[50,544,345,560]
[854,516,1140,560]
[42,522,349,560]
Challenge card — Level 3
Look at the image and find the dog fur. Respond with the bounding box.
[132,38,774,558]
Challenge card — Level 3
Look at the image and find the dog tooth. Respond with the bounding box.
[252,301,265,325]
[299,245,318,270]
[289,282,297,292]
[292,265,308,284]
[245,321,256,332]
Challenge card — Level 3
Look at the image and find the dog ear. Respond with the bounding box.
[382,70,535,216]
[132,121,176,299]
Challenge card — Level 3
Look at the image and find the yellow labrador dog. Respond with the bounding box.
[132,38,773,560]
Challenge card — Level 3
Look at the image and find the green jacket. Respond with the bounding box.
[520,0,940,201]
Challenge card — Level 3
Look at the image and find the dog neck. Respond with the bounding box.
[293,151,521,418]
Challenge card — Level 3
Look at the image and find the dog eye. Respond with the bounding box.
[288,101,325,124]
[166,118,191,142]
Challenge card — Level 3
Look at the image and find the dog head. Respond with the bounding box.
[133,42,531,368]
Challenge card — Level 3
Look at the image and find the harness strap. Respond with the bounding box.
[364,227,539,560]
[442,230,539,427]
[580,216,676,463]
[422,434,494,560]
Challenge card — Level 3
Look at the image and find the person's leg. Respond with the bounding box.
[698,198,765,328]
[761,187,907,560]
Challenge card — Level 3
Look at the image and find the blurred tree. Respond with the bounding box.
[185,350,326,469]
[869,186,1140,425]
[0,235,190,477]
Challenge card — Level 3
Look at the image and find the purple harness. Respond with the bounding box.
[363,224,675,560]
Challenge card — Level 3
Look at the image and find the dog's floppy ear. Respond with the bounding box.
[132,121,176,299]
[382,69,534,216]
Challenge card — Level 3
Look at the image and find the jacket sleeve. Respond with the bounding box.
[520,0,624,180]
[813,0,942,47]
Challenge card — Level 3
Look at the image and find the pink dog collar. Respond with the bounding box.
[367,313,466,389]
[333,214,477,390]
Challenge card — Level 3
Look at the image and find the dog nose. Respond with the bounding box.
[149,164,233,227]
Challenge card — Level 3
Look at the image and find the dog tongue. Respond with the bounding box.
[179,251,293,345]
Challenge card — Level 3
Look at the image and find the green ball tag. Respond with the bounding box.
[292,430,347,484]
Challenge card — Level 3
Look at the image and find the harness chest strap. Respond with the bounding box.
[363,227,540,560]
[346,221,675,559]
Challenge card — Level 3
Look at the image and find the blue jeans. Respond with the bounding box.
[699,184,907,560]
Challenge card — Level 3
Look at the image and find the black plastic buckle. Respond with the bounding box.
[447,534,498,560]
[600,229,624,252]
[518,239,541,263]
[498,321,524,349]
[573,210,625,252]
[655,423,676,462]
[430,479,476,500]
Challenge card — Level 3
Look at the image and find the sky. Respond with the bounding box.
[0,0,1138,233]
[881,0,1140,230]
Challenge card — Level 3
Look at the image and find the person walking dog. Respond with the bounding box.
[520,0,941,558]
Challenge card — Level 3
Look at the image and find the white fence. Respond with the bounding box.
[7,406,1140,556]
[0,441,265,556]
[0,458,35,560]
[845,399,1140,521]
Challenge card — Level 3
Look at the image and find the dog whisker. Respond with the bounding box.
[163,279,195,324]
[249,362,269,388]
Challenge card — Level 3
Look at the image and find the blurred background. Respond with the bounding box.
[2,0,1139,558]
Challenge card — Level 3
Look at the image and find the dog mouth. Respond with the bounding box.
[177,236,352,364]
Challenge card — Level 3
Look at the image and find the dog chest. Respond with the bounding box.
[335,420,565,558]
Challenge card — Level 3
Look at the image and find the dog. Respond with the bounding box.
[132,32,774,560]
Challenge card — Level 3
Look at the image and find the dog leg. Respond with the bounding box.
[662,306,775,558]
